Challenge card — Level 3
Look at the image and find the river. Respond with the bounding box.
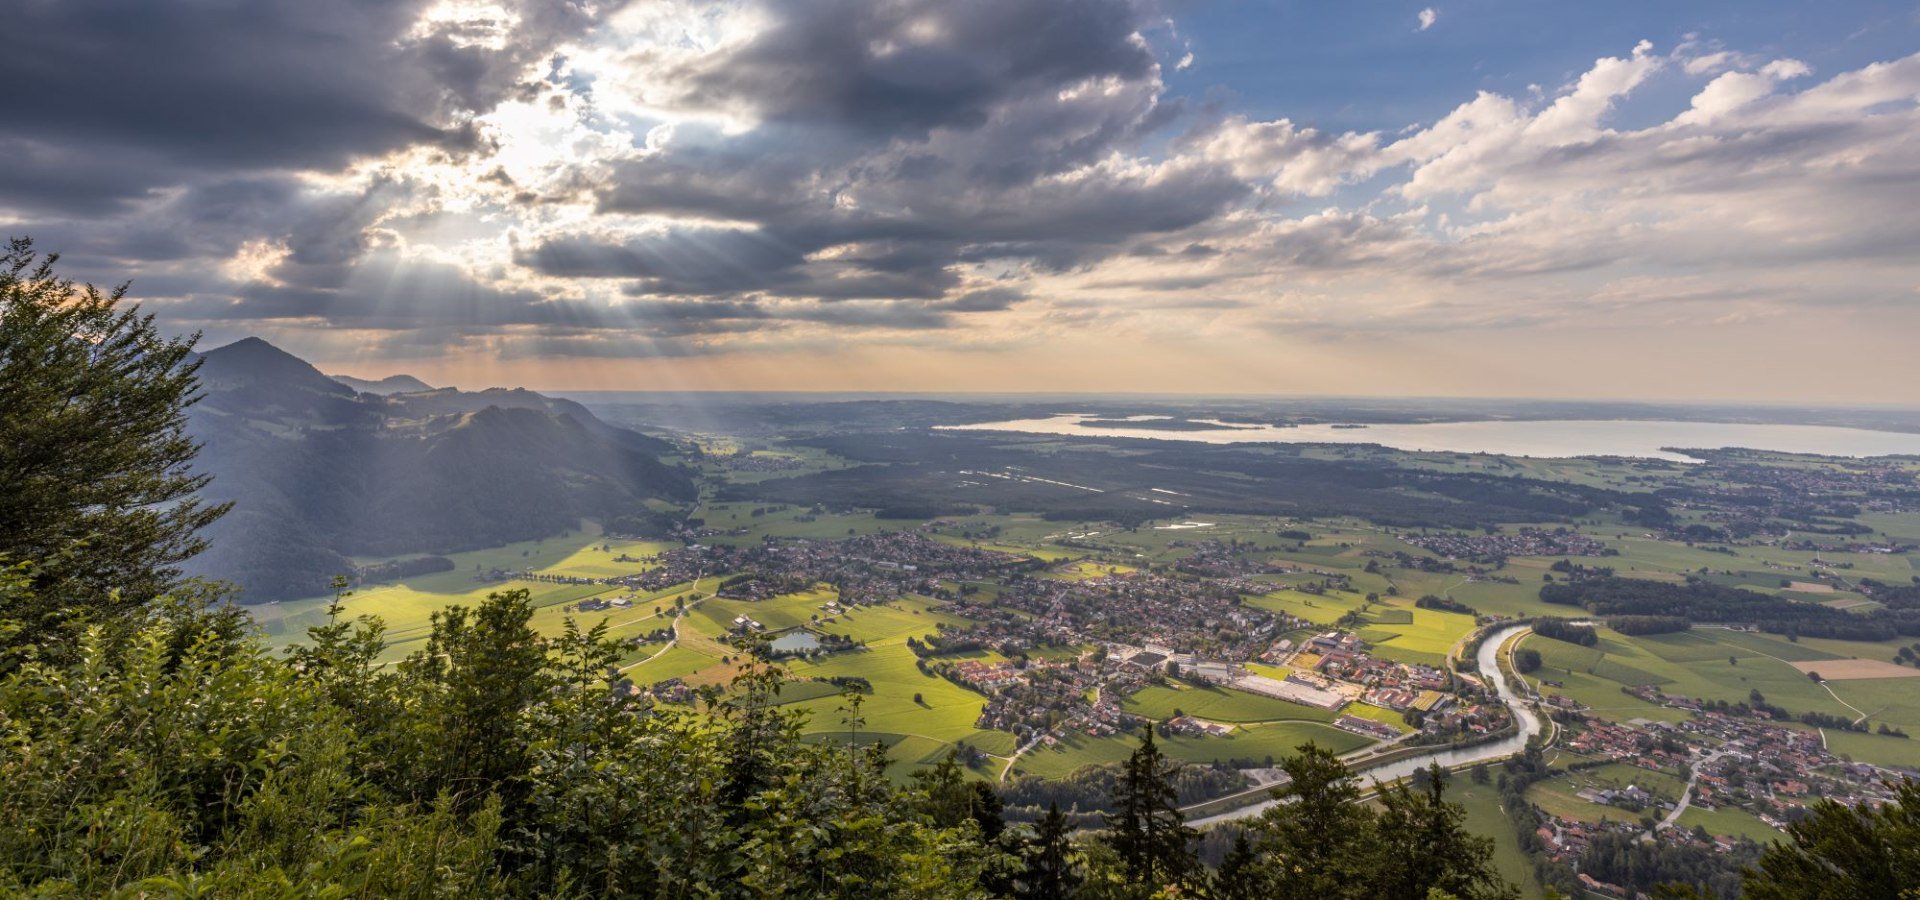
[939,415,1920,461]
[1190,623,1541,828]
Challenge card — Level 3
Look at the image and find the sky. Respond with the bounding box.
[6,0,1920,401]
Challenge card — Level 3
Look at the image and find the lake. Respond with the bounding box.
[938,415,1920,461]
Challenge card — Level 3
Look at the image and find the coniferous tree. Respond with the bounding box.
[972,780,1009,841]
[0,237,226,657]
[1373,764,1517,900]
[1251,742,1378,900]
[1104,728,1199,891]
[1211,830,1264,900]
[1017,801,1083,899]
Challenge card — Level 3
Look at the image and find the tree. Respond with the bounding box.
[1252,742,1377,900]
[1744,777,1920,898]
[913,750,1004,839]
[1372,764,1517,899]
[401,588,552,820]
[0,237,226,654]
[1104,728,1198,890]
[1016,802,1083,899]
[1211,830,1264,900]
[1514,647,1543,674]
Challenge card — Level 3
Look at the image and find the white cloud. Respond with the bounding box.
[1417,8,1437,31]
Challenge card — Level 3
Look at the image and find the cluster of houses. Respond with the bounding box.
[941,563,1295,662]
[1169,539,1312,578]
[1676,711,1899,826]
[938,654,1142,739]
[1544,688,1907,855]
[1398,527,1612,563]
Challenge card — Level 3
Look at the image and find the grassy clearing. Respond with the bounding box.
[1699,629,1845,663]
[1043,560,1137,581]
[1369,608,1414,625]
[1637,631,1759,664]
[1011,721,1369,780]
[1675,806,1781,843]
[1448,781,1545,899]
[1821,728,1920,769]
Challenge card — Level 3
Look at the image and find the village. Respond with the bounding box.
[1399,527,1615,564]
[1527,682,1906,891]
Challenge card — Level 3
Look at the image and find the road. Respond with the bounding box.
[998,733,1049,782]
[1650,749,1731,837]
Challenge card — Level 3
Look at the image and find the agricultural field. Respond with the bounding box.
[1515,626,1900,735]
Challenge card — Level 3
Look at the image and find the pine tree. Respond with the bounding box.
[1017,801,1082,899]
[0,237,226,656]
[1211,830,1265,900]
[1104,728,1198,890]
[1251,741,1378,900]
[1372,763,1517,899]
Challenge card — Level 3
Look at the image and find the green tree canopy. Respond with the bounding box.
[0,237,224,655]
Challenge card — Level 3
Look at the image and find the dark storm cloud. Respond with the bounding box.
[518,228,812,292]
[661,0,1156,137]
[0,0,619,208]
[593,139,828,222]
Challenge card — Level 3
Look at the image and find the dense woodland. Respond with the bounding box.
[1541,576,1917,641]
[4,241,1918,896]
[722,431,1669,530]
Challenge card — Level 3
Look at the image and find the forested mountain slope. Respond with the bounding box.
[182,338,694,601]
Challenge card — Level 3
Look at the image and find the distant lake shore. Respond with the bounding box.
[1075,415,1263,432]
[940,415,1920,461]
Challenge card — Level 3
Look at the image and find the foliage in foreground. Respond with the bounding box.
[0,237,225,659]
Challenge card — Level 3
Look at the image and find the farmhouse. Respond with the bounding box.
[1334,715,1402,741]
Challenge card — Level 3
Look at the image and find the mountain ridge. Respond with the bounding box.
[183,338,694,602]
[331,372,434,395]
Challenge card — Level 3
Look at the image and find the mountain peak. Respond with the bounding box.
[198,336,352,397]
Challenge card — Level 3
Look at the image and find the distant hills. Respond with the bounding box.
[183,338,695,602]
[331,372,434,395]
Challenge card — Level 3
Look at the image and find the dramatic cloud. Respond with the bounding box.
[4,1,1919,398]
